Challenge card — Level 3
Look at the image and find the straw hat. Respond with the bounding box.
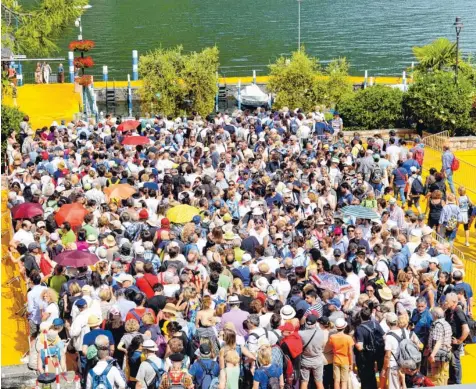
[103,235,116,247]
[162,303,177,316]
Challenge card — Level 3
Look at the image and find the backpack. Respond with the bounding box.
[89,361,114,389]
[445,205,459,231]
[377,258,395,285]
[360,321,385,353]
[263,367,281,389]
[414,148,424,167]
[370,164,383,184]
[168,371,187,389]
[155,334,167,359]
[411,177,424,195]
[451,156,460,171]
[146,359,165,389]
[388,330,421,366]
[197,360,219,389]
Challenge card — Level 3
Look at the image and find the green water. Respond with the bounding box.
[27,0,476,78]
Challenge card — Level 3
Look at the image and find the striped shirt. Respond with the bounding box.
[304,300,323,319]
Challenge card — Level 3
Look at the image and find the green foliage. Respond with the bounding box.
[338,85,404,130]
[139,46,219,116]
[403,71,474,135]
[315,58,353,107]
[1,104,25,153]
[2,0,88,57]
[267,49,321,111]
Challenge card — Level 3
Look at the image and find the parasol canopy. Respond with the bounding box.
[310,272,354,294]
[55,203,88,228]
[341,205,380,220]
[117,120,141,132]
[11,202,44,219]
[166,204,200,224]
[122,136,150,146]
[104,184,137,201]
[54,250,98,268]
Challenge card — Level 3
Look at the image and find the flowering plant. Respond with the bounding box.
[74,56,94,69]
[69,40,96,52]
[76,75,93,86]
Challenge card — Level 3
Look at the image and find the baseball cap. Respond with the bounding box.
[305,315,318,326]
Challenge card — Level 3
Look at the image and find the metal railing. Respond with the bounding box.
[422,130,450,151]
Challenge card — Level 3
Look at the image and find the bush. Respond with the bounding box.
[403,71,474,135]
[1,104,25,153]
[315,58,353,108]
[139,46,219,116]
[338,85,404,130]
[267,49,321,111]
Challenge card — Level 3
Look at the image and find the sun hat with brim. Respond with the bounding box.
[162,303,177,315]
[280,305,296,320]
[224,231,235,240]
[241,253,252,263]
[87,315,102,328]
[86,235,98,244]
[117,274,134,284]
[255,277,270,292]
[227,295,241,305]
[278,322,295,332]
[379,285,393,301]
[428,257,439,264]
[142,339,159,352]
[103,235,117,247]
[335,318,348,330]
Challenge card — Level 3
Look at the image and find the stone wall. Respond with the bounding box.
[341,128,417,143]
[447,136,476,151]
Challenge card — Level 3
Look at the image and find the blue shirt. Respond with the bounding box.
[189,359,220,385]
[402,159,420,175]
[410,309,433,344]
[253,365,283,389]
[436,254,452,274]
[82,329,114,347]
[454,282,473,299]
[392,252,408,271]
[392,167,408,187]
[442,150,454,171]
[27,285,47,325]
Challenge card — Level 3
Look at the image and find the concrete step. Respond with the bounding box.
[1,365,77,389]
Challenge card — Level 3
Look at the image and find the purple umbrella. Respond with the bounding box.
[54,250,98,268]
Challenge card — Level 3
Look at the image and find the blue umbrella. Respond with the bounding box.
[341,205,380,220]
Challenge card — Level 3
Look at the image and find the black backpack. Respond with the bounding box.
[360,321,385,353]
[263,367,280,389]
[411,177,424,195]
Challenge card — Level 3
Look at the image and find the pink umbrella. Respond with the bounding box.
[122,136,150,146]
[11,202,44,219]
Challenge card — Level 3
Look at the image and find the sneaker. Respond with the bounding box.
[465,242,470,247]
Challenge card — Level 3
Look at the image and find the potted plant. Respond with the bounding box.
[69,40,96,52]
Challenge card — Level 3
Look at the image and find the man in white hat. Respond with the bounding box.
[328,317,354,389]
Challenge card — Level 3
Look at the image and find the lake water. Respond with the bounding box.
[29,0,476,78]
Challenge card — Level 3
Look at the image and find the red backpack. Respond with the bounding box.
[414,147,424,167]
[451,156,460,171]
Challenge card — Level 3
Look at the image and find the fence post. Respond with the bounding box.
[237,79,241,111]
[132,50,138,81]
[215,71,219,112]
[253,70,256,84]
[402,71,407,91]
[369,77,374,87]
[68,51,75,83]
[127,74,132,117]
[364,70,368,89]
[103,66,108,82]
[17,62,23,86]
[411,62,414,81]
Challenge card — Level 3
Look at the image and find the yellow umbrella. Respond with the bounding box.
[166,204,200,224]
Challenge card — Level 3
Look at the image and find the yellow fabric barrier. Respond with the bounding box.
[1,188,29,366]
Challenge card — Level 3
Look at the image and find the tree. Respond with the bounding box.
[338,85,404,130]
[1,104,25,154]
[403,71,474,135]
[267,48,321,111]
[1,0,88,57]
[315,57,353,108]
[139,46,219,116]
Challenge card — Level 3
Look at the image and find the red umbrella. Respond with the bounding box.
[55,203,88,228]
[54,250,98,268]
[11,202,44,219]
[117,120,141,132]
[122,136,150,146]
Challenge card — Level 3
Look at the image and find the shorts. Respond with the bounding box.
[301,362,324,382]
[29,320,40,338]
[333,364,350,383]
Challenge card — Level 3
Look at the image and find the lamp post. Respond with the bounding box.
[297,0,302,51]
[454,16,463,84]
[74,4,92,41]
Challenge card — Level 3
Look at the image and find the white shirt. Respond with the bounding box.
[346,272,360,308]
[86,360,126,389]
[13,228,35,246]
[385,328,409,367]
[409,252,431,271]
[259,312,274,330]
[272,279,291,302]
[44,303,60,325]
[386,145,401,167]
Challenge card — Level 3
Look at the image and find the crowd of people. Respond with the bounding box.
[6,107,476,389]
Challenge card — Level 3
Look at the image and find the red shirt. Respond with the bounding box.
[136,273,159,299]
[125,307,156,323]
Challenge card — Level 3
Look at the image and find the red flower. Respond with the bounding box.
[76,75,93,86]
[69,40,96,52]
[74,56,94,69]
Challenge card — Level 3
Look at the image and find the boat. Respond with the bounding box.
[234,84,269,107]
